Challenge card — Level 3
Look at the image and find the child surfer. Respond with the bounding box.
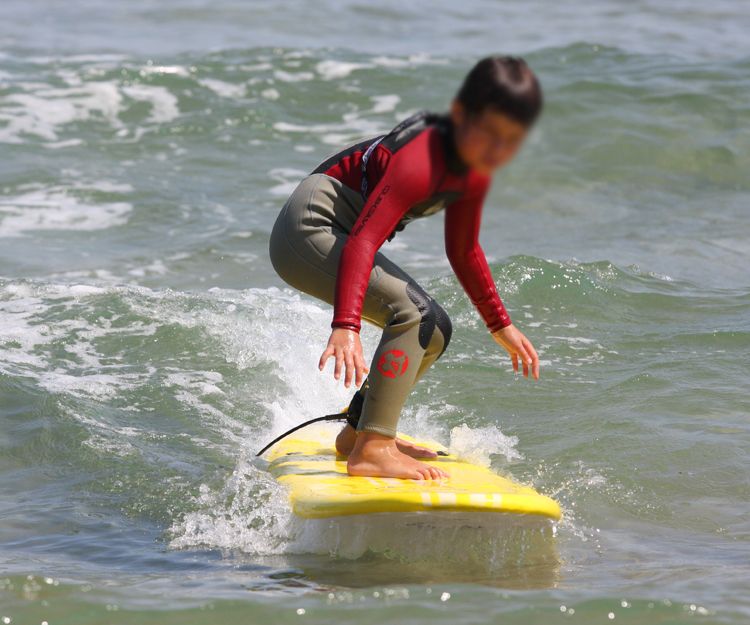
[269,55,542,480]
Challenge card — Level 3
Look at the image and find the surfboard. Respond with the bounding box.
[265,429,562,521]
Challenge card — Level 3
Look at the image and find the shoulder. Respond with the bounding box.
[379,110,448,161]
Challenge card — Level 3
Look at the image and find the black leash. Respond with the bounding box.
[255,383,367,457]
[254,411,349,457]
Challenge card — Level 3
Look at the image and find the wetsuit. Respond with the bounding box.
[269,109,512,438]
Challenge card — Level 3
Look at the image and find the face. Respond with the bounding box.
[450,100,529,174]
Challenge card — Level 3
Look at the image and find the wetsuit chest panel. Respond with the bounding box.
[385,189,463,239]
[408,190,462,218]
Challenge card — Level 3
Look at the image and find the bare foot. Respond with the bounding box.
[395,437,438,458]
[346,431,449,480]
[335,424,437,458]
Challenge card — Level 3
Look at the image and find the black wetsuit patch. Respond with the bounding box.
[406,281,437,350]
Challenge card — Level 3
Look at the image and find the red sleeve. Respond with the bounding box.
[331,128,443,332]
[444,174,513,332]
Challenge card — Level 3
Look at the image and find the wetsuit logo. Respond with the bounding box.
[377,349,409,378]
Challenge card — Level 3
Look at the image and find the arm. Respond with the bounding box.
[444,176,540,379]
[444,175,512,332]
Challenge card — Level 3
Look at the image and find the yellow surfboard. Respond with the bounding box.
[265,429,562,521]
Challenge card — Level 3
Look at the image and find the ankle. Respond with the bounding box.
[335,424,357,452]
[357,430,395,442]
[350,430,396,454]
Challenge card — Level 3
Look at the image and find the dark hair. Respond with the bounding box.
[455,55,543,127]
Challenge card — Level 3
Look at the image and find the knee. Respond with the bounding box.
[403,282,436,348]
[403,282,452,358]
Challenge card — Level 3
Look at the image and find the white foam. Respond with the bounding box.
[273,69,315,83]
[198,78,246,98]
[547,335,597,345]
[239,62,273,72]
[164,371,225,397]
[165,286,373,553]
[371,52,448,68]
[266,168,307,197]
[260,87,280,100]
[65,284,109,297]
[0,81,124,143]
[449,423,524,466]
[127,259,169,278]
[273,115,384,146]
[315,60,371,80]
[167,457,295,554]
[29,53,127,65]
[370,94,400,113]
[43,138,84,149]
[121,84,180,123]
[0,281,286,455]
[0,282,150,397]
[138,64,190,77]
[0,62,186,145]
[38,370,141,400]
[0,182,132,237]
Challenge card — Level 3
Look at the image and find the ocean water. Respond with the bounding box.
[1,1,749,623]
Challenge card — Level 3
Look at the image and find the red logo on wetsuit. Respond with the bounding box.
[377,349,409,378]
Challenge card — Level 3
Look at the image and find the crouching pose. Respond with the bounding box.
[269,55,542,480]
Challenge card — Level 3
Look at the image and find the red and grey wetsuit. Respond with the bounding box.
[269,109,512,438]
[310,109,512,334]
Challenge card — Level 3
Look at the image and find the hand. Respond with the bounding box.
[318,328,369,388]
[491,323,540,380]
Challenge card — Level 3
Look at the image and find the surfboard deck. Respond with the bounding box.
[265,429,562,521]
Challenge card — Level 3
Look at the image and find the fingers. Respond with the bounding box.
[343,348,370,388]
[524,337,540,380]
[518,341,533,377]
[320,332,368,387]
[334,349,344,381]
[344,352,354,388]
[354,353,369,387]
[496,327,540,381]
[318,345,334,371]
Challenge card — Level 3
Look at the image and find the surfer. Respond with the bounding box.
[269,55,542,480]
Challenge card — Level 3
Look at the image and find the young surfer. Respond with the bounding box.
[269,55,542,480]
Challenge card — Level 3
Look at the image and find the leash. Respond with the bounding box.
[254,410,350,457]
[255,385,367,457]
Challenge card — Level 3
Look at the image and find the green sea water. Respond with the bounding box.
[1,1,749,623]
